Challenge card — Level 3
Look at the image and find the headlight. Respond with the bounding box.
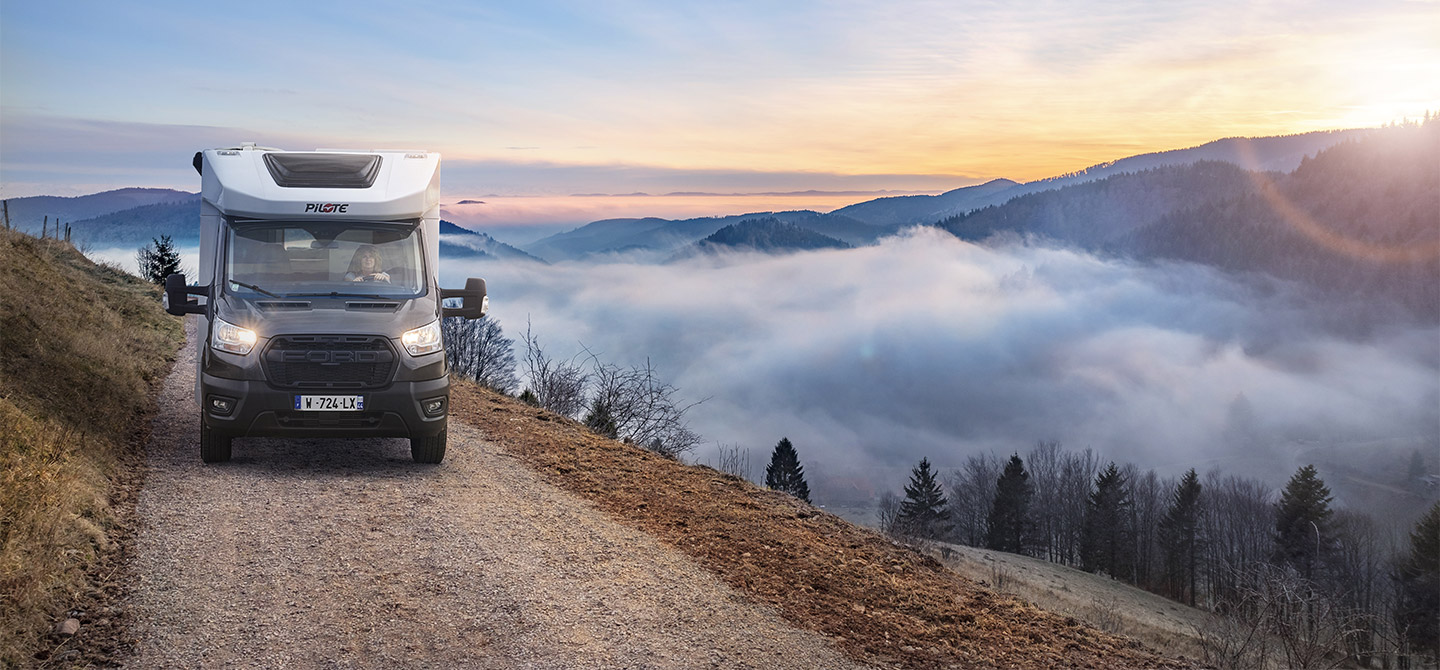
[212,318,257,355]
[401,320,443,356]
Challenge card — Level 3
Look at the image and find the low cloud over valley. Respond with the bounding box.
[444,227,1438,500]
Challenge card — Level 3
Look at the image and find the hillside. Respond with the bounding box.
[679,217,851,258]
[938,160,1258,249]
[0,229,183,665]
[524,210,890,262]
[1130,121,1439,322]
[438,219,547,263]
[834,128,1369,227]
[935,120,1439,322]
[832,178,1021,227]
[449,384,1195,669]
[1,188,196,235]
[65,196,202,248]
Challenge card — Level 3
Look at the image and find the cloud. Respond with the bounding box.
[445,228,1439,501]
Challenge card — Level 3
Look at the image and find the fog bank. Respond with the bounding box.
[449,228,1440,499]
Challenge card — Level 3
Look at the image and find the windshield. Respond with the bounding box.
[225,221,425,298]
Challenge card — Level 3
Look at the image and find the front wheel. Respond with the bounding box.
[410,430,446,464]
[200,422,233,463]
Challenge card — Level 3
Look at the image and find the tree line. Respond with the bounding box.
[878,441,1438,669]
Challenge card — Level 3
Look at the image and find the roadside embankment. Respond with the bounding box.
[0,229,183,666]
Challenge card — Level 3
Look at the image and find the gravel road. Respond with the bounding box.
[122,318,865,669]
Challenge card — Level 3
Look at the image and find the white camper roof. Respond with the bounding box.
[196,143,440,221]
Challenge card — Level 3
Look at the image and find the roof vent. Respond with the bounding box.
[263,153,383,189]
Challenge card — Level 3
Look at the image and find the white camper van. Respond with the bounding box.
[165,144,488,464]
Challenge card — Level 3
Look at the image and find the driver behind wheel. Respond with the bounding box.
[345,245,390,282]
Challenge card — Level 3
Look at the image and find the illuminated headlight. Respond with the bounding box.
[212,318,257,355]
[402,320,443,356]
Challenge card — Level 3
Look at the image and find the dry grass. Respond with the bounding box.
[931,543,1215,664]
[0,229,182,666]
[451,381,1199,670]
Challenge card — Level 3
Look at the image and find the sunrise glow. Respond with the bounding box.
[1,1,1437,199]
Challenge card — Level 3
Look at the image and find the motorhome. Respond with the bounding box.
[165,144,488,464]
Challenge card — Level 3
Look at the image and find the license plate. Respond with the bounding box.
[294,395,364,411]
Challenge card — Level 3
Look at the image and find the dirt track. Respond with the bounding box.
[120,318,864,669]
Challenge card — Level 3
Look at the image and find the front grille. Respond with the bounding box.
[262,335,397,389]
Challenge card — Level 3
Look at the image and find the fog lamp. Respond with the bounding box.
[422,397,446,417]
[208,395,237,416]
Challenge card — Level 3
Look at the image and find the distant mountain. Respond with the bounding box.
[671,218,850,260]
[831,178,1020,227]
[937,121,1439,322]
[1128,121,1438,321]
[65,196,202,248]
[835,129,1372,227]
[938,161,1257,249]
[524,210,891,262]
[439,220,546,263]
[3,188,197,235]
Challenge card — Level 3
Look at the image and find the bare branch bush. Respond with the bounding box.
[521,322,589,418]
[442,315,518,394]
[584,352,703,459]
[714,443,751,481]
[1195,564,1361,670]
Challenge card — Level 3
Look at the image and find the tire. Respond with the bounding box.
[411,430,446,464]
[200,422,233,463]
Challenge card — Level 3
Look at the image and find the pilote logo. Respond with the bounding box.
[304,203,350,213]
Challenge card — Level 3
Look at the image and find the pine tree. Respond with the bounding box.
[1395,501,1440,661]
[1273,464,1333,580]
[764,438,811,504]
[136,235,182,285]
[1158,468,1203,605]
[986,454,1033,555]
[1081,462,1132,579]
[583,399,618,439]
[898,457,949,539]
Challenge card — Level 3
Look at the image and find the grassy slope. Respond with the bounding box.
[451,382,1198,670]
[0,229,182,666]
[932,543,1216,662]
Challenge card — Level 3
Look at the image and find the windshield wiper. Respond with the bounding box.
[230,280,281,298]
[285,291,398,300]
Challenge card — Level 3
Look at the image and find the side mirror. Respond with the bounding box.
[441,277,488,320]
[164,273,208,315]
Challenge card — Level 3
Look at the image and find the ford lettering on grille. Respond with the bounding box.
[262,335,398,389]
[278,350,385,364]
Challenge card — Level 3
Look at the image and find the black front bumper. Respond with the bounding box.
[201,372,448,439]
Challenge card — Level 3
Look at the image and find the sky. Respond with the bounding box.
[3,0,1438,210]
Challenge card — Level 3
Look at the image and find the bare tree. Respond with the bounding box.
[442,315,519,394]
[876,491,904,537]
[585,353,703,459]
[1202,471,1275,609]
[1027,440,1063,562]
[1127,465,1167,590]
[944,452,1000,547]
[520,321,589,418]
[1055,447,1101,567]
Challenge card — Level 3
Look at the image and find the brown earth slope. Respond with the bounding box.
[451,382,1198,670]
